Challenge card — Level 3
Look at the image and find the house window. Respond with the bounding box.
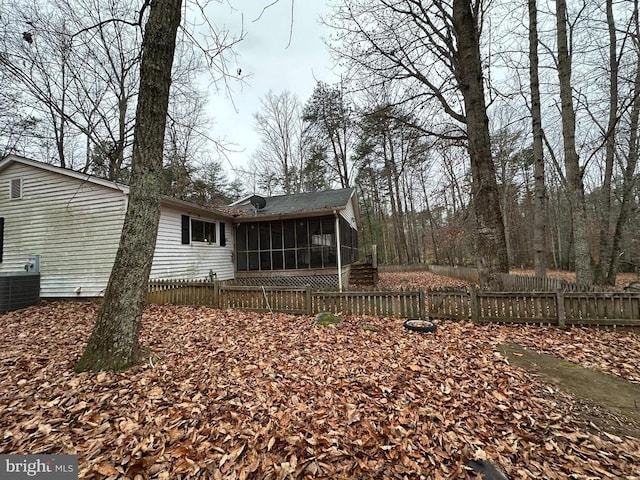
[182,215,225,245]
[10,178,22,200]
[191,219,216,243]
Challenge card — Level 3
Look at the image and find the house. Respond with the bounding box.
[0,155,362,297]
[0,155,234,297]
[227,189,360,290]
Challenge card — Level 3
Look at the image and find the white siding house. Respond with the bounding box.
[0,155,234,297]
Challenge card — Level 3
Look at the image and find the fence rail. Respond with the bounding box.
[147,279,640,327]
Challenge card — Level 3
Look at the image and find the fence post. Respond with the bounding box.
[470,286,479,323]
[214,280,220,308]
[305,284,312,315]
[418,289,426,319]
[556,289,566,328]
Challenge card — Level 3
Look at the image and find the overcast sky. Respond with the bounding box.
[206,1,339,177]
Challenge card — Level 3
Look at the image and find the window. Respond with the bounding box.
[10,178,22,200]
[191,219,216,243]
[181,215,224,246]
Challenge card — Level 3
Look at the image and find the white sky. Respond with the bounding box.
[205,1,339,177]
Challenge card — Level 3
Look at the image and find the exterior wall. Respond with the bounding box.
[0,162,126,297]
[151,207,234,281]
[0,161,235,297]
[339,196,358,230]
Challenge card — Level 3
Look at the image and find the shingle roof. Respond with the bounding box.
[230,188,355,218]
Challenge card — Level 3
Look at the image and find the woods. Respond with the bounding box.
[2,0,639,286]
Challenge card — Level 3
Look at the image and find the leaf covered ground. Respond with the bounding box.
[1,302,640,479]
[378,270,639,291]
[378,271,472,290]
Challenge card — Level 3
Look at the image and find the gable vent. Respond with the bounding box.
[10,178,22,200]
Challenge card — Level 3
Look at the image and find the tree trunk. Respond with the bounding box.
[452,0,508,288]
[76,0,182,372]
[419,168,440,264]
[528,0,548,277]
[594,0,619,285]
[608,0,640,284]
[555,0,593,287]
[383,135,406,264]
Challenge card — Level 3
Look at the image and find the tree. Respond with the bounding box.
[528,0,548,278]
[301,144,331,191]
[302,81,355,188]
[329,0,508,287]
[0,0,138,170]
[605,0,640,283]
[251,90,306,194]
[76,0,183,371]
[452,0,509,287]
[555,0,593,287]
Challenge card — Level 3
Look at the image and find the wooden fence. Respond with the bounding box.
[147,280,310,313]
[388,264,575,291]
[428,288,640,327]
[147,279,424,318]
[313,291,424,318]
[147,279,640,326]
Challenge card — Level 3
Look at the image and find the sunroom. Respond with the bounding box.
[229,188,360,290]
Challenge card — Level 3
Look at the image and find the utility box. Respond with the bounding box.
[25,254,41,273]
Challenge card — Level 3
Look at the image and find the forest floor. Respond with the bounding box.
[511,269,639,290]
[378,269,639,291]
[2,301,640,479]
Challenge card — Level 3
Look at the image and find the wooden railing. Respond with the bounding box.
[147,279,640,327]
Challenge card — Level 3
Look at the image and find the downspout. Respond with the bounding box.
[334,210,343,292]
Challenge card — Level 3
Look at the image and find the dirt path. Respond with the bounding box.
[498,344,640,439]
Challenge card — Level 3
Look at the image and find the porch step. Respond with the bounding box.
[349,264,378,288]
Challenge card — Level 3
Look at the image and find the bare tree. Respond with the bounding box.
[329,0,508,287]
[251,90,306,194]
[528,0,548,277]
[606,0,640,283]
[555,0,593,287]
[452,0,509,286]
[0,0,140,171]
[75,0,183,371]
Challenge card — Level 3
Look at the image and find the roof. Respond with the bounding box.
[0,154,234,220]
[229,188,357,219]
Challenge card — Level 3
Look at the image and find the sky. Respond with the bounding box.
[204,1,339,178]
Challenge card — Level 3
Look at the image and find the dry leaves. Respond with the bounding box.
[378,271,472,290]
[482,323,640,384]
[511,270,638,290]
[1,301,639,479]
